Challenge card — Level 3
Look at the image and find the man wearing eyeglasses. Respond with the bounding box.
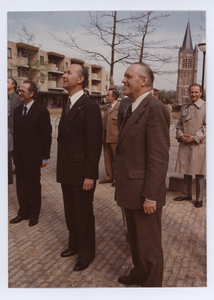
[10,80,52,227]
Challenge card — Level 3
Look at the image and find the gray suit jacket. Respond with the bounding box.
[8,93,22,137]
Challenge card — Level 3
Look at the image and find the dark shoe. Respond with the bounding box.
[99,179,112,184]
[73,261,90,271]
[195,200,203,208]
[174,196,192,201]
[118,275,141,286]
[10,215,29,224]
[111,183,115,187]
[29,218,38,227]
[60,249,78,257]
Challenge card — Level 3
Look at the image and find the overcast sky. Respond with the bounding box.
[7,10,205,91]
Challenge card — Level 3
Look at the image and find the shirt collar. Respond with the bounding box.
[109,100,117,109]
[24,100,34,111]
[69,90,84,107]
[8,91,15,101]
[132,91,150,112]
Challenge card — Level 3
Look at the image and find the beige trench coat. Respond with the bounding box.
[175,98,206,175]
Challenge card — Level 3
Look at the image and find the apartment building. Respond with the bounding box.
[7,41,110,108]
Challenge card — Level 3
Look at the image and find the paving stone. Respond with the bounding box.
[8,131,206,288]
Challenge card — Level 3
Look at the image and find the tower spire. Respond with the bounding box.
[181,21,193,51]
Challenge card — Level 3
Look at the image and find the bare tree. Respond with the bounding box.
[9,26,50,84]
[50,11,133,87]
[125,11,178,75]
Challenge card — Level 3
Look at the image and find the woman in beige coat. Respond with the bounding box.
[174,84,206,208]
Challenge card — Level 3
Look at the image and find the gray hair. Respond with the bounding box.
[132,62,154,89]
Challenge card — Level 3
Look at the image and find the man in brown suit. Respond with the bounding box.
[174,84,206,208]
[99,88,120,187]
[114,63,170,287]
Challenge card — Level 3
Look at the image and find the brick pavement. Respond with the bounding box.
[8,120,206,288]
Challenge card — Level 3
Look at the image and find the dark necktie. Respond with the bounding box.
[65,97,71,116]
[22,106,27,117]
[124,105,132,122]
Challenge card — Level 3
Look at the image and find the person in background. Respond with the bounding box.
[99,88,120,187]
[8,77,22,175]
[174,83,206,208]
[8,99,13,184]
[10,80,52,227]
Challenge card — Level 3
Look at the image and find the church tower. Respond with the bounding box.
[176,21,198,104]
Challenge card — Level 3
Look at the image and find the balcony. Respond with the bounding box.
[91,86,101,93]
[91,73,101,81]
[48,81,64,91]
[48,63,64,74]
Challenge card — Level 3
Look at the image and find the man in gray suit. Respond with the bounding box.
[8,78,22,136]
[114,63,170,287]
[8,77,22,178]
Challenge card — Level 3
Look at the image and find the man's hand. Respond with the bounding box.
[83,178,94,191]
[143,200,157,214]
[41,162,48,168]
[180,134,194,143]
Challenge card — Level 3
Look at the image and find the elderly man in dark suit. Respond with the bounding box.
[57,64,102,271]
[114,63,170,287]
[10,80,52,227]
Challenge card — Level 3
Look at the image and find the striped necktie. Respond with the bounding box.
[65,97,71,116]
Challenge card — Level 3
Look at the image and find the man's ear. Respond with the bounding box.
[141,76,148,87]
[77,76,84,84]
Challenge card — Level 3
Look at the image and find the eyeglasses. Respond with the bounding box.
[18,89,28,94]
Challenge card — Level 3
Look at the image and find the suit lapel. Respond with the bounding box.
[22,101,36,123]
[58,94,86,135]
[117,94,151,148]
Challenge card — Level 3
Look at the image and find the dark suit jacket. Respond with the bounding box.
[117,97,132,130]
[8,93,22,137]
[57,94,102,185]
[114,94,170,210]
[13,102,52,168]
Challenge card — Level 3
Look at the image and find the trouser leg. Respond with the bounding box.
[61,183,96,262]
[103,133,114,182]
[16,161,41,219]
[8,151,13,184]
[182,175,192,198]
[125,207,163,287]
[196,175,205,201]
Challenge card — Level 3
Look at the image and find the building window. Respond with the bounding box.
[106,74,108,81]
[40,73,45,83]
[183,57,187,68]
[18,67,27,78]
[188,57,192,68]
[8,48,12,58]
[65,62,68,69]
[40,56,44,64]
[8,69,12,77]
[17,48,25,57]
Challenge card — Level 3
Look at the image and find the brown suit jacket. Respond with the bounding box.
[114,94,170,210]
[102,101,120,143]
